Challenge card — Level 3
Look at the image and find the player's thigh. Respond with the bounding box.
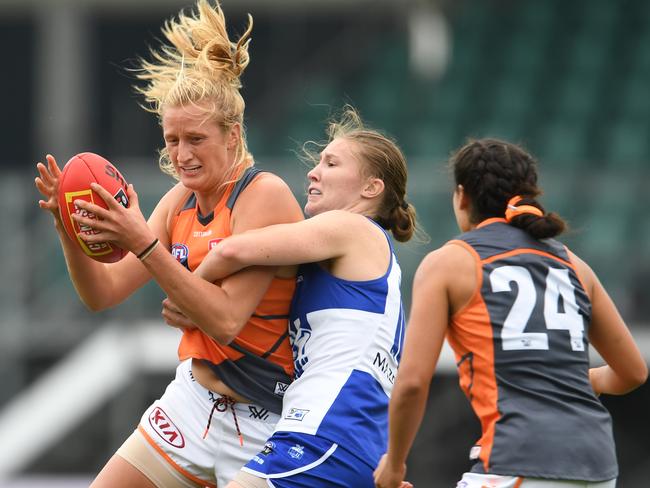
[90,453,157,488]
[228,471,270,488]
[115,430,205,488]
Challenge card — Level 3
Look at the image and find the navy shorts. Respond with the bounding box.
[241,431,375,488]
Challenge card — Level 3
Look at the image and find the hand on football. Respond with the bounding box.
[72,182,155,255]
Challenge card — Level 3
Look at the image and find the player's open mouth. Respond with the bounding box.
[180,165,201,174]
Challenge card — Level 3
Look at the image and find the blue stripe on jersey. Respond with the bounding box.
[315,369,388,468]
[289,218,395,318]
[389,303,406,362]
[292,263,390,315]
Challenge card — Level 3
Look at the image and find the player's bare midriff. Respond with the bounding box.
[191,358,252,404]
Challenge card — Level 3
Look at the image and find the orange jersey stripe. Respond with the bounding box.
[447,292,498,472]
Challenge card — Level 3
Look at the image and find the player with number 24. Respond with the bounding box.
[374,138,647,488]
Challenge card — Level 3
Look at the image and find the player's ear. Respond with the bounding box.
[456,184,470,210]
[362,177,385,199]
[227,123,241,151]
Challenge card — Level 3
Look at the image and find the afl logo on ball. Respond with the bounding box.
[113,188,129,208]
[149,407,185,448]
[171,243,189,268]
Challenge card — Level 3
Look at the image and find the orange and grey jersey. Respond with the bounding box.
[172,167,295,414]
[448,218,617,481]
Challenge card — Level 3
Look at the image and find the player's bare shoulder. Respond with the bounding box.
[246,170,293,193]
[312,210,380,240]
[246,171,299,207]
[566,248,597,298]
[150,181,193,239]
[151,181,191,218]
[416,242,477,313]
[420,241,475,275]
[232,170,303,231]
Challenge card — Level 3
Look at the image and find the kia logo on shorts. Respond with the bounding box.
[149,407,185,448]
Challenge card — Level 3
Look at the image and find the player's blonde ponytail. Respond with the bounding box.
[134,0,253,179]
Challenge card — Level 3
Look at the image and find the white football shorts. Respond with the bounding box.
[457,472,616,488]
[118,358,280,488]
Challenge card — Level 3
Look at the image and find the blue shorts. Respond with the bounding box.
[241,431,375,488]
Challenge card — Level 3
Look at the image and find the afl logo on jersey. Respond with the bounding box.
[171,243,189,269]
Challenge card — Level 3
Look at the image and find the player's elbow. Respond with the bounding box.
[614,364,648,394]
[79,295,112,313]
[83,301,104,313]
[394,374,429,401]
[630,364,648,390]
[203,315,243,345]
[216,239,244,265]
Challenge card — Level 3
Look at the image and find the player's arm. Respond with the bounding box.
[195,209,374,282]
[35,154,174,311]
[34,154,113,304]
[189,172,304,340]
[375,246,456,488]
[92,173,303,344]
[570,251,648,395]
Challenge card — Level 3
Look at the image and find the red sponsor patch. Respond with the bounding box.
[148,407,185,448]
[208,238,223,250]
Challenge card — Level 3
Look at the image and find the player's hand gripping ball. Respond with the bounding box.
[57,152,130,263]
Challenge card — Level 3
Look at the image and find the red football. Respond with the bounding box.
[57,152,130,263]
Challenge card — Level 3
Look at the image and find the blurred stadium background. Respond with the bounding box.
[1,0,649,486]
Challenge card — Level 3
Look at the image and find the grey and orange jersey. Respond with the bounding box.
[447,218,617,481]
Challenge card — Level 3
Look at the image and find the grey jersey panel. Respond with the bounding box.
[458,222,617,481]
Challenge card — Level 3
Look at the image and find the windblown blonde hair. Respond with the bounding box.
[134,0,253,180]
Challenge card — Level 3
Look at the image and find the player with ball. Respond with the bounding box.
[35,1,303,487]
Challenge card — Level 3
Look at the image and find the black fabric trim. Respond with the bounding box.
[178,192,214,225]
[201,341,292,414]
[178,167,265,225]
[226,167,264,210]
[260,331,289,359]
[180,193,196,212]
[228,340,278,361]
[252,313,290,320]
[196,210,215,226]
[458,221,569,262]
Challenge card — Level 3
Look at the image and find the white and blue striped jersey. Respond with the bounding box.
[272,224,405,468]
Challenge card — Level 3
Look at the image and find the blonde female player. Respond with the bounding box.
[34,1,303,487]
[165,107,417,488]
[374,138,648,488]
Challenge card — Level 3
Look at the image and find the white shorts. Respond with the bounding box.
[457,473,617,488]
[120,358,280,488]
